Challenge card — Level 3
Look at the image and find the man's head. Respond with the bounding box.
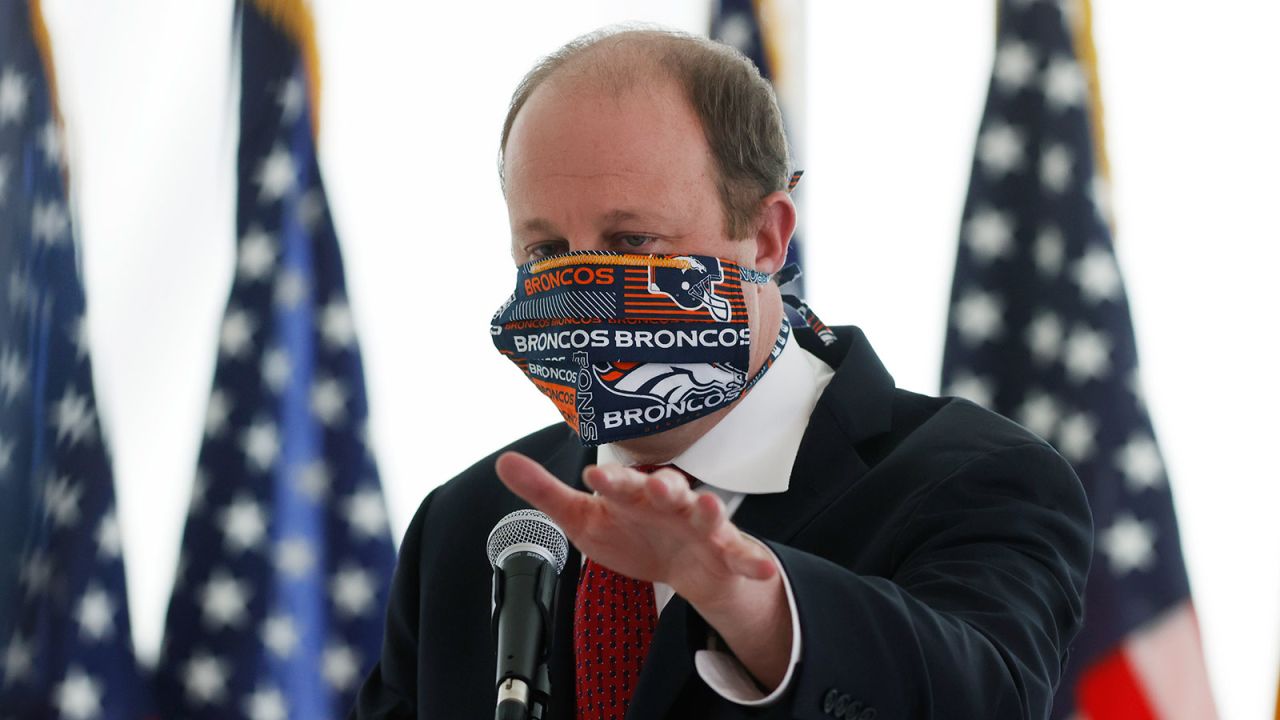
[499,28,793,241]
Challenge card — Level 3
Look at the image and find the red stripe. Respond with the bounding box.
[1077,646,1159,720]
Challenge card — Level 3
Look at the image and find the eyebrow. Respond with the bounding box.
[518,210,648,237]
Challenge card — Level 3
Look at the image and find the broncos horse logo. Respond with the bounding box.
[594,361,746,406]
[648,256,732,321]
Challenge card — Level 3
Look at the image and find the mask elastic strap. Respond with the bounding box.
[771,265,838,347]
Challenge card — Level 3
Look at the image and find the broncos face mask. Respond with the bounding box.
[490,251,789,446]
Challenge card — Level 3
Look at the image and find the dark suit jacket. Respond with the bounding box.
[352,326,1092,719]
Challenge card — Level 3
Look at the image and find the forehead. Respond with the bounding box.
[502,74,719,224]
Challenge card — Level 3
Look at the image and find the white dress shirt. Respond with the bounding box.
[595,331,835,705]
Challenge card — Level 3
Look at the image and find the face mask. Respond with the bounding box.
[490,251,789,446]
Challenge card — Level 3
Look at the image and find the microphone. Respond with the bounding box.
[486,509,568,720]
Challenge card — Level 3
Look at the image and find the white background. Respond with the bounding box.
[38,2,1280,718]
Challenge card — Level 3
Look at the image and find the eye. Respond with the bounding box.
[525,240,568,260]
[614,234,657,252]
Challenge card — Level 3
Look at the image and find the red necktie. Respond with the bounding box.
[573,464,682,720]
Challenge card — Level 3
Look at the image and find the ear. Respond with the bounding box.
[751,191,797,275]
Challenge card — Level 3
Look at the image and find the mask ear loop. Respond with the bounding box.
[771,265,838,347]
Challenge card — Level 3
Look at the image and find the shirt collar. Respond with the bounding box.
[597,333,835,495]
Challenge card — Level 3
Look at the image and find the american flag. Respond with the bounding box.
[0,1,155,718]
[152,2,396,718]
[710,0,805,294]
[941,1,1217,717]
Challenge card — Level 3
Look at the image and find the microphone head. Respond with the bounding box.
[486,509,569,574]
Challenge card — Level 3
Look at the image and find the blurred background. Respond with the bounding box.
[14,0,1279,717]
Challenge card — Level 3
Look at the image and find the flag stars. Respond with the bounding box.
[1117,433,1165,491]
[1055,411,1097,464]
[219,495,268,552]
[0,347,26,403]
[182,653,229,704]
[274,269,308,309]
[244,684,289,720]
[32,200,71,245]
[20,551,52,596]
[51,386,97,446]
[1039,144,1073,193]
[0,434,14,477]
[262,614,300,658]
[261,346,292,392]
[323,643,361,691]
[320,299,356,349]
[0,155,10,204]
[294,460,331,501]
[205,389,232,437]
[953,290,1005,345]
[256,144,298,202]
[977,123,1026,177]
[345,488,390,539]
[96,512,122,558]
[75,585,116,641]
[964,208,1015,263]
[1072,247,1123,303]
[238,226,277,280]
[714,12,756,54]
[44,475,83,527]
[1100,514,1158,575]
[1044,56,1087,110]
[0,67,29,124]
[275,537,316,578]
[311,376,349,426]
[2,634,32,684]
[39,120,63,167]
[240,419,281,472]
[331,565,377,617]
[1016,391,1062,439]
[277,76,306,124]
[994,40,1038,92]
[1026,311,1064,364]
[219,308,257,359]
[199,570,251,629]
[1034,226,1066,276]
[54,668,104,720]
[945,371,995,408]
[1063,325,1112,383]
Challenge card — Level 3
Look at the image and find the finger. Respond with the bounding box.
[495,452,593,532]
[584,464,648,504]
[725,535,779,581]
[645,471,695,513]
[688,491,726,535]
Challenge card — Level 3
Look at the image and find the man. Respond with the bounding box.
[353,28,1091,720]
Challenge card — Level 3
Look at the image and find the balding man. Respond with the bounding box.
[353,28,1091,720]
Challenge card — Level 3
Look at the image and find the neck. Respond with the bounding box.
[610,287,784,465]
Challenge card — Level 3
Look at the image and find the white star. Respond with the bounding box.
[96,512,121,558]
[964,208,1015,263]
[345,488,390,540]
[1100,514,1157,575]
[244,684,289,720]
[1026,311,1064,364]
[240,419,281,472]
[50,386,96,446]
[331,565,377,617]
[205,389,232,437]
[311,376,348,426]
[44,475,82,527]
[32,200,71,245]
[977,123,1026,178]
[953,290,1004,345]
[238,226,277,280]
[1016,391,1062,439]
[275,537,315,578]
[75,585,116,641]
[1039,144,1073,193]
[277,76,306,124]
[2,634,32,684]
[219,495,268,552]
[1044,56,1086,110]
[297,189,326,231]
[275,269,308,309]
[294,460,331,501]
[182,652,229,704]
[0,347,26,403]
[39,120,62,167]
[219,308,257,359]
[1072,247,1123,303]
[256,144,297,202]
[8,269,30,313]
[262,614,300,658]
[199,570,251,629]
[54,668,103,720]
[321,299,356,349]
[1116,433,1165,491]
[715,12,755,53]
[262,346,292,392]
[20,551,52,595]
[994,40,1038,92]
[945,371,994,408]
[323,643,361,691]
[68,314,90,359]
[0,68,29,124]
[1034,226,1066,276]
[1056,412,1097,464]
[1063,324,1112,383]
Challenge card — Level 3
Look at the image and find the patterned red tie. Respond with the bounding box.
[573,464,680,720]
